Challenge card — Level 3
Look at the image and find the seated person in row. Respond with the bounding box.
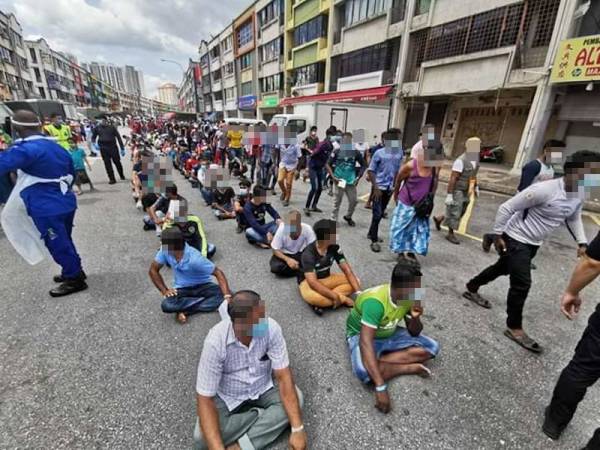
[149,228,231,324]
[194,290,306,450]
[270,210,315,278]
[346,261,440,414]
[163,199,216,259]
[146,184,183,235]
[212,185,236,221]
[243,186,281,248]
[298,219,361,316]
[235,178,252,233]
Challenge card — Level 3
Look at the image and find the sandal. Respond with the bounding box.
[462,291,492,309]
[503,329,543,354]
[175,313,187,324]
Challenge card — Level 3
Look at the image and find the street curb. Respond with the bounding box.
[438,173,600,214]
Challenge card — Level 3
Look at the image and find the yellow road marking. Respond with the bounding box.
[458,192,476,235]
[583,211,600,227]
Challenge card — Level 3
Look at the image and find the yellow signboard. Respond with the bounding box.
[550,34,600,83]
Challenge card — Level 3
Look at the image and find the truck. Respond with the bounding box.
[269,102,391,146]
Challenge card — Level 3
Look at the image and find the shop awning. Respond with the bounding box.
[280,85,394,107]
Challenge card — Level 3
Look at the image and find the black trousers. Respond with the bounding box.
[100,145,124,182]
[548,304,600,449]
[367,189,393,243]
[269,253,302,278]
[467,234,539,329]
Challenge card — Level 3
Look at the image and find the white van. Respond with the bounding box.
[223,117,267,127]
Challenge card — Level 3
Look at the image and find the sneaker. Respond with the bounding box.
[310,207,323,213]
[303,208,311,217]
[370,242,381,253]
[446,234,460,245]
[343,216,356,227]
[136,200,143,210]
[283,200,290,207]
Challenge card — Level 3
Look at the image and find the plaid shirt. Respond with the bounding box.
[196,318,289,411]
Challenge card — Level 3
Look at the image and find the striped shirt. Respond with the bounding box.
[196,318,289,411]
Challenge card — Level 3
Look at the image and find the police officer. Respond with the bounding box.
[543,229,600,449]
[44,113,72,151]
[0,110,87,297]
[92,115,125,184]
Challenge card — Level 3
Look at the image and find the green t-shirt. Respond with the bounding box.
[346,284,413,339]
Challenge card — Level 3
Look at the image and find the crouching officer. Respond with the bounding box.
[0,110,87,297]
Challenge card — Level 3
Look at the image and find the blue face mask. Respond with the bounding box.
[251,318,269,337]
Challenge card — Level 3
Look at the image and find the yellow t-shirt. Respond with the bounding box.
[227,130,243,149]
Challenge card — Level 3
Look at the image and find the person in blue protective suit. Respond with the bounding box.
[0,110,88,297]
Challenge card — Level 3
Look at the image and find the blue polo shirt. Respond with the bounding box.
[154,243,215,289]
[368,147,403,190]
[0,134,76,217]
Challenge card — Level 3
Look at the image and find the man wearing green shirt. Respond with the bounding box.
[346,261,439,413]
[327,132,367,227]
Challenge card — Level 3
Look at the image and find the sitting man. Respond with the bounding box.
[346,261,440,413]
[149,227,231,324]
[298,219,361,316]
[194,290,306,450]
[146,184,183,235]
[212,184,236,221]
[270,210,316,278]
[243,185,282,248]
[163,198,217,259]
[234,178,252,233]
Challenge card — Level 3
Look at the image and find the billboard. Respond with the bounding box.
[550,34,600,83]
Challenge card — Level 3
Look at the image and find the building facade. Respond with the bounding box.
[0,11,33,101]
[177,59,201,114]
[234,5,260,118]
[158,82,178,106]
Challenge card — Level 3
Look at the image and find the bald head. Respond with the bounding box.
[12,110,42,137]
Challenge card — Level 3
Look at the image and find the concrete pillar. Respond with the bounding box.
[390,0,417,131]
[511,0,579,174]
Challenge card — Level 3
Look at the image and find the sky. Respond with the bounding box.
[0,0,248,98]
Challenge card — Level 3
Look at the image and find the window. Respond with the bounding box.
[260,37,283,63]
[225,87,235,100]
[241,81,253,96]
[337,40,398,79]
[258,0,283,27]
[287,119,306,134]
[39,87,46,98]
[260,73,283,93]
[240,52,253,70]
[223,62,235,76]
[212,69,221,81]
[294,15,327,47]
[0,47,12,63]
[237,21,254,48]
[34,67,41,82]
[221,35,233,53]
[344,0,390,27]
[210,45,220,59]
[29,48,37,64]
[292,62,325,87]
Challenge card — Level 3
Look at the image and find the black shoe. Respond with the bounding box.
[542,406,564,441]
[53,270,87,283]
[370,242,381,253]
[343,216,356,227]
[108,180,117,185]
[303,208,311,217]
[236,225,244,234]
[49,278,88,297]
[312,306,324,316]
[120,176,126,181]
[382,212,388,219]
[143,223,156,231]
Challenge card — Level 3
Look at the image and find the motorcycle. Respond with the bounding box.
[480,145,504,164]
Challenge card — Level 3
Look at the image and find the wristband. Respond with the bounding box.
[291,424,304,433]
[375,384,388,392]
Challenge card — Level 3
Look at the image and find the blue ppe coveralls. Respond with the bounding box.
[0,135,83,279]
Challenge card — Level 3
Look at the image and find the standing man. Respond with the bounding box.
[542,231,600,449]
[304,126,336,217]
[194,290,306,450]
[92,115,125,184]
[366,128,403,253]
[44,113,72,151]
[433,137,480,244]
[463,151,600,353]
[0,110,87,297]
[277,140,302,207]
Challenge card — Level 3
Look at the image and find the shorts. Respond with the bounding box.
[75,169,90,185]
[347,327,440,384]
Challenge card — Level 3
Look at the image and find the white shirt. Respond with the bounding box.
[271,222,316,254]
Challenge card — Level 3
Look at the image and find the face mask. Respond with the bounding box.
[239,188,248,196]
[251,318,269,337]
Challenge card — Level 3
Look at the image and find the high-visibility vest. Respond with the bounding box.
[45,124,72,150]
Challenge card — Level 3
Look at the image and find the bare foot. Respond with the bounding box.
[339,295,355,307]
[175,313,187,324]
[417,364,432,378]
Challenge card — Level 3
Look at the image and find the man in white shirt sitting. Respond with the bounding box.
[194,290,306,450]
[270,210,316,278]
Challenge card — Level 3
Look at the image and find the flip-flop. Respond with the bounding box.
[462,291,492,309]
[503,329,543,354]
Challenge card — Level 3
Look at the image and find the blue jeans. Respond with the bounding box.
[347,328,440,384]
[201,188,214,205]
[161,282,223,315]
[306,167,325,209]
[31,211,83,279]
[245,221,278,244]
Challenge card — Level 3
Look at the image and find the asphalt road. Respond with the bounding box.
[1,150,599,450]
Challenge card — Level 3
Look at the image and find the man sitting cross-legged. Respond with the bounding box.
[270,209,316,278]
[346,260,440,413]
